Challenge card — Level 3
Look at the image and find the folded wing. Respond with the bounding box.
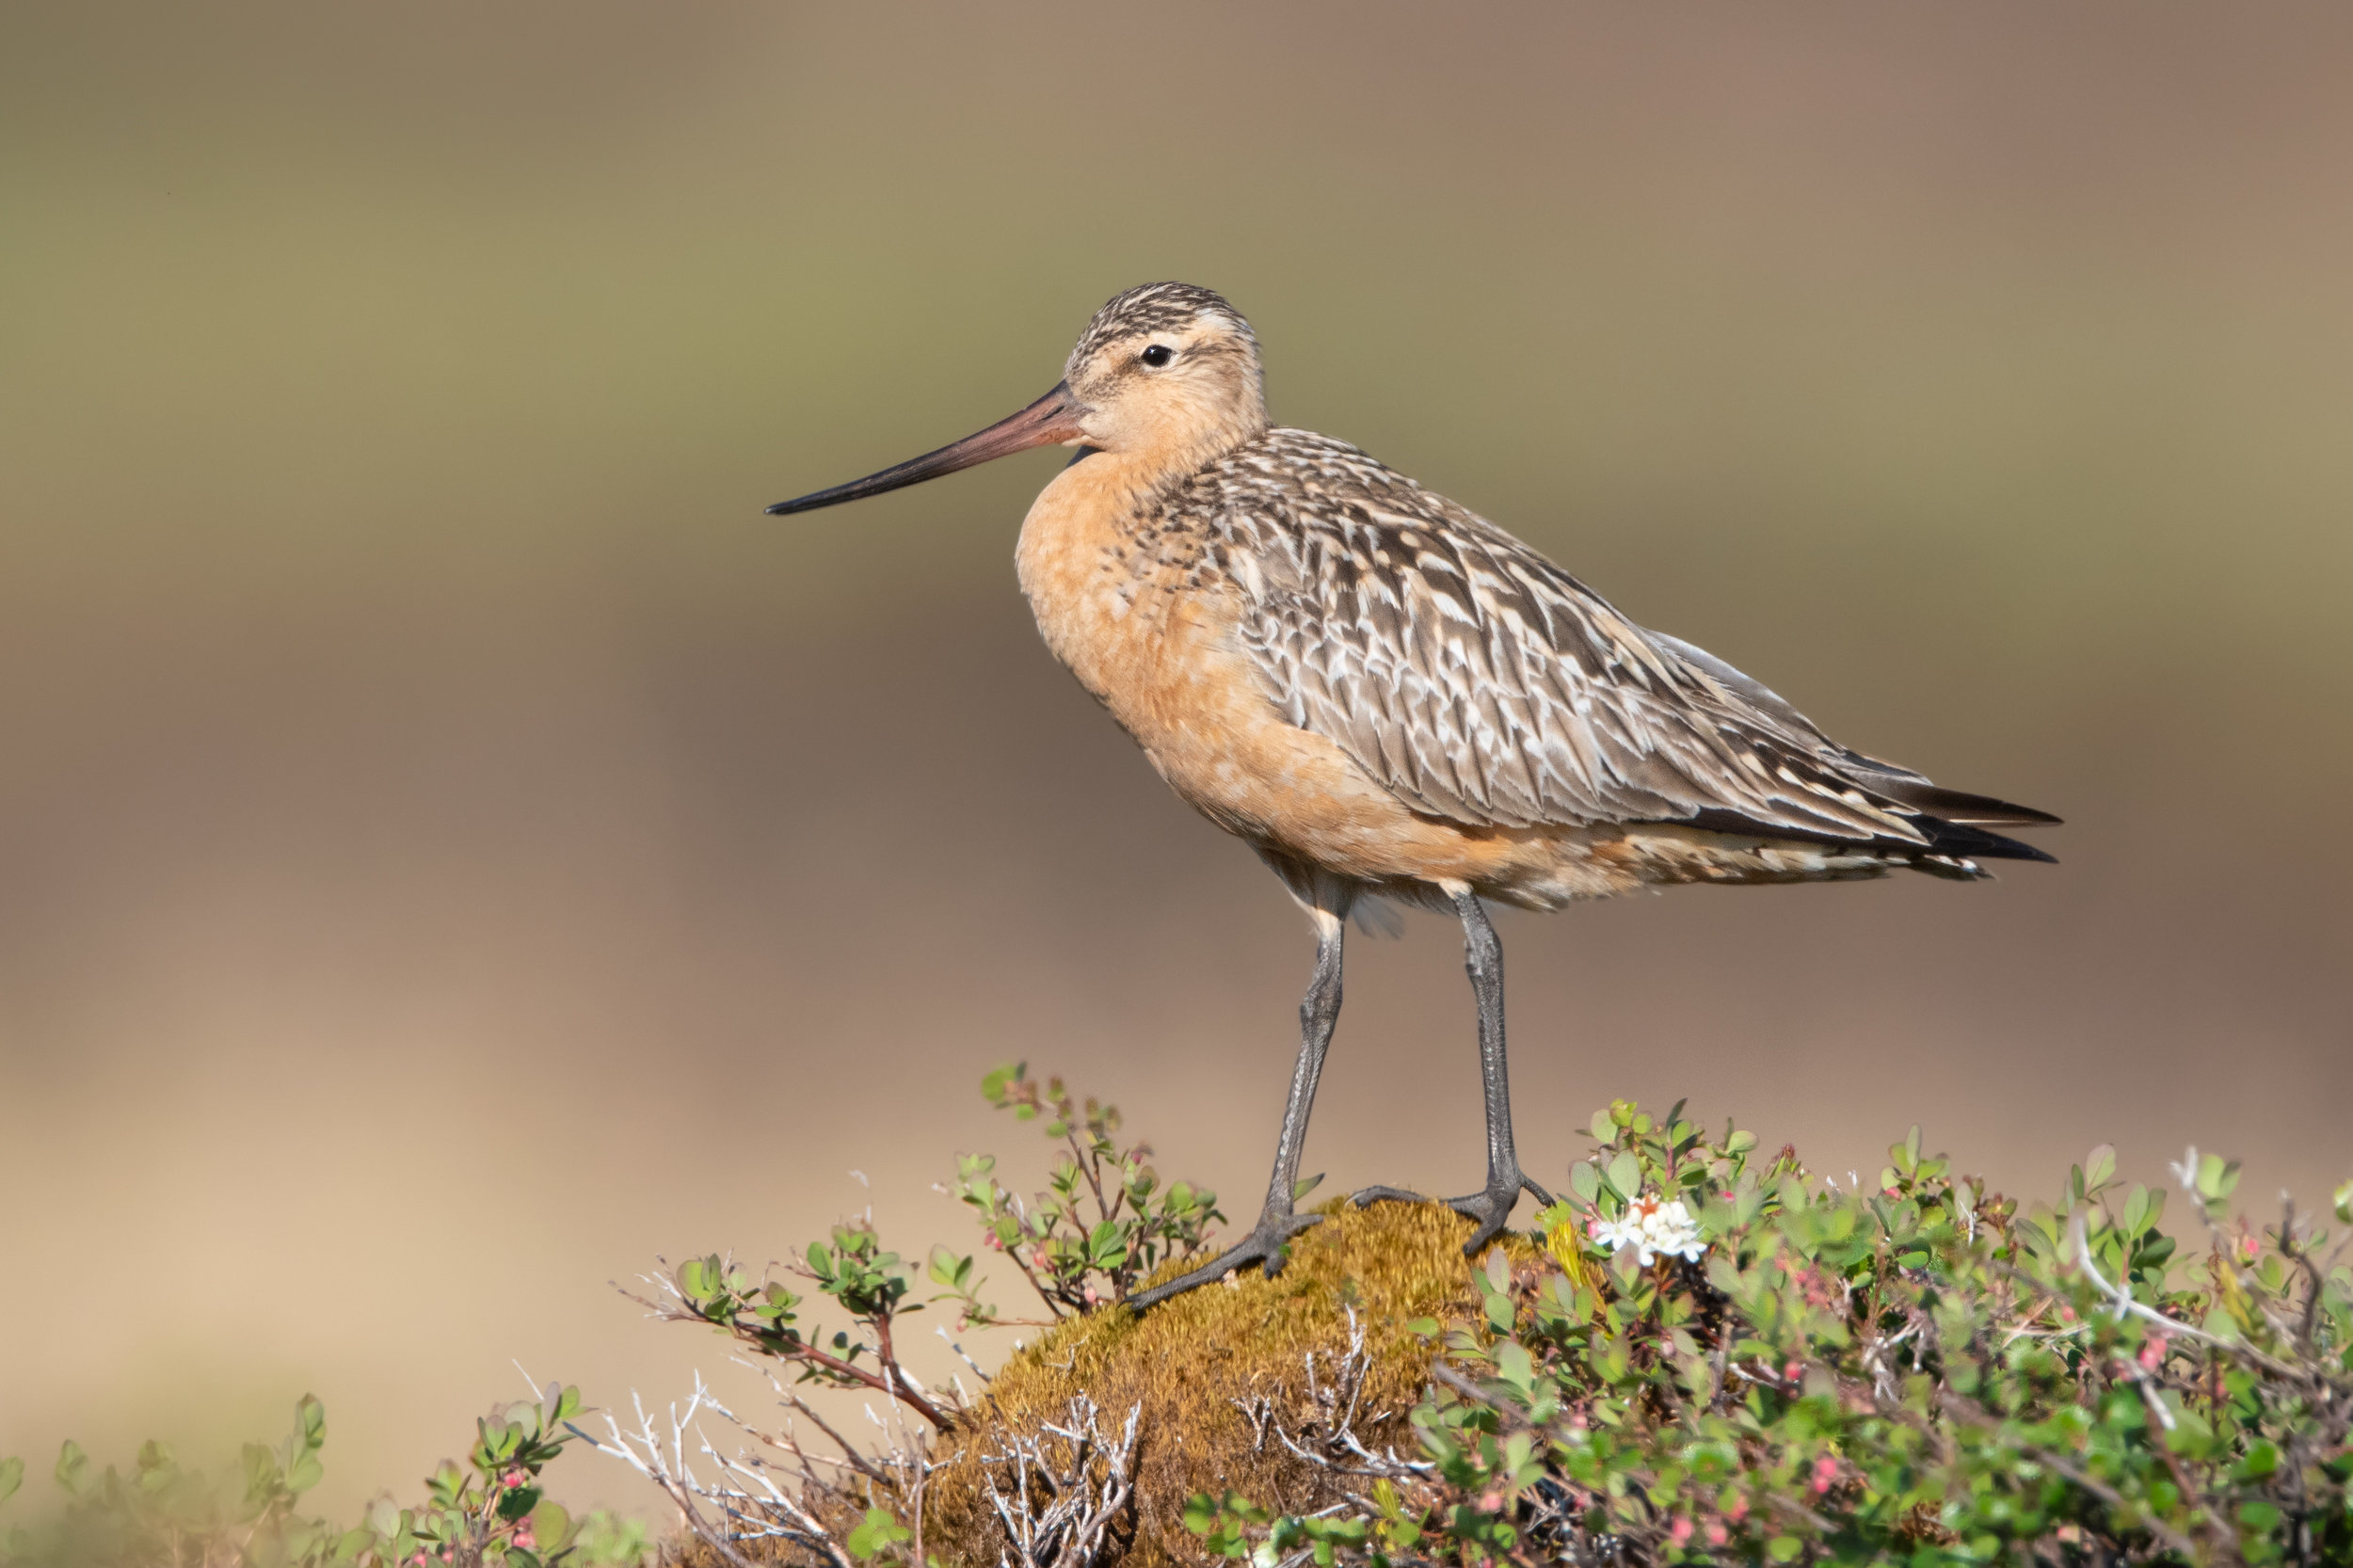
[1207,431,2056,866]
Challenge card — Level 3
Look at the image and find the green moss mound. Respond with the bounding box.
[923,1199,1542,1567]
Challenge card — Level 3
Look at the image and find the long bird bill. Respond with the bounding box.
[766,381,1087,516]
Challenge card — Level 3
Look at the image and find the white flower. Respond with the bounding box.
[1592,1192,1706,1266]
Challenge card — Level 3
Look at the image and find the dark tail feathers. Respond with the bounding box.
[1872,778,2063,829]
[1914,814,2058,865]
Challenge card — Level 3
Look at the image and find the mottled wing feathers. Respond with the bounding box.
[1196,429,2055,865]
[1646,632,2057,830]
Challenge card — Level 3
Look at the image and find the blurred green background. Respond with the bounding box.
[3,0,2348,1520]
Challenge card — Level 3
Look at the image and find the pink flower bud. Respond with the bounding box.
[1783,1359,1803,1383]
[1705,1522,1728,1546]
[2241,1235,2260,1260]
[1726,1496,1749,1522]
[2138,1336,2169,1371]
[1811,1454,1839,1494]
[1477,1490,1504,1512]
[1669,1516,1693,1545]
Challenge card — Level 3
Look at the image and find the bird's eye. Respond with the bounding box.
[1140,344,1175,368]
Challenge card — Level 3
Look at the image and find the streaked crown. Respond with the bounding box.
[1068,281,1256,374]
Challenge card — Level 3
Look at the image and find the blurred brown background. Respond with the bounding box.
[3,0,2348,1521]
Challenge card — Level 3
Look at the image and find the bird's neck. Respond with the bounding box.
[1088,408,1264,505]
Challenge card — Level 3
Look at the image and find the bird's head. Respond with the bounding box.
[1061,281,1267,462]
[768,281,1266,517]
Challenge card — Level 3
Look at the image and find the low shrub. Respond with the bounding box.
[1188,1103,2353,1567]
[606,1077,2352,1568]
[0,1386,647,1568]
[12,1072,2346,1566]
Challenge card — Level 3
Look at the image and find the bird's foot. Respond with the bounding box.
[1126,1208,1323,1311]
[1351,1172,1558,1256]
[1444,1171,1558,1255]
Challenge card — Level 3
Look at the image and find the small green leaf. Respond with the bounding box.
[2197,1152,2239,1202]
[845,1505,912,1560]
[531,1500,572,1553]
[1494,1340,1535,1392]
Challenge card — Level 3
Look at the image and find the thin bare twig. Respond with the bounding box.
[617,1273,955,1432]
[2069,1213,2305,1383]
[981,1397,1142,1568]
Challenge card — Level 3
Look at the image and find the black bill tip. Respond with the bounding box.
[761,381,1084,519]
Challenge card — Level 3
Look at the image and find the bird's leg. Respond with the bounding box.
[1353,891,1554,1255]
[1451,891,1557,1244]
[1128,911,1344,1310]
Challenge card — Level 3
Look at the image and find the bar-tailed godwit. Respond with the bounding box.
[770,282,2056,1307]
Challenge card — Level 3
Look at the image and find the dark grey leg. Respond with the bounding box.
[1128,912,1344,1310]
[1353,890,1554,1254]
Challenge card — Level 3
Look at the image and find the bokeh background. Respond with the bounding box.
[4,0,2349,1521]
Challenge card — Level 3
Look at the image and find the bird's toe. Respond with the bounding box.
[1128,1208,1323,1311]
[1448,1179,1541,1256]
